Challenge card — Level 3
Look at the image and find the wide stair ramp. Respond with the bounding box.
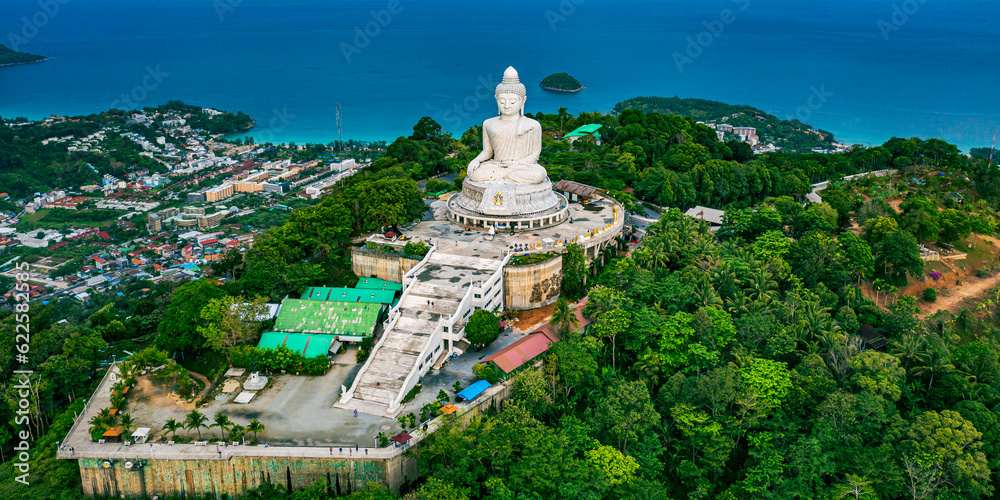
[340,250,504,414]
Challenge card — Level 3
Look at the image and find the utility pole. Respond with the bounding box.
[336,102,344,190]
[990,129,996,167]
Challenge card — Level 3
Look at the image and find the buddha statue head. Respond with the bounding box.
[495,66,526,117]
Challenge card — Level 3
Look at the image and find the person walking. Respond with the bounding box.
[354,409,358,417]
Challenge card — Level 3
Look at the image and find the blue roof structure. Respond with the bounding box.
[456,380,492,402]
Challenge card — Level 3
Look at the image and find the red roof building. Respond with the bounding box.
[482,299,593,374]
[482,329,559,374]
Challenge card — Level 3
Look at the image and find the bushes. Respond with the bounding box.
[923,287,937,302]
[403,241,429,257]
[420,401,442,422]
[425,179,451,194]
[472,362,503,384]
[397,412,417,430]
[228,345,262,369]
[176,369,194,397]
[303,355,330,375]
[356,337,375,363]
[228,345,329,376]
[402,384,422,404]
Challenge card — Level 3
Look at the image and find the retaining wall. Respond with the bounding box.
[351,248,421,283]
[78,454,417,498]
[503,254,563,310]
[73,377,516,499]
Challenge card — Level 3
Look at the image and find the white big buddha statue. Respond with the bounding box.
[450,66,564,221]
[466,66,548,185]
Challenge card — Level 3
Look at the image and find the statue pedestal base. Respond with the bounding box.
[448,178,568,230]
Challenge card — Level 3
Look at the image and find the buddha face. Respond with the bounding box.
[496,92,523,117]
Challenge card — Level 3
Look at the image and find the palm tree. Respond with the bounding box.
[246,419,265,441]
[118,413,136,435]
[726,289,751,317]
[88,408,115,433]
[599,245,617,266]
[211,413,232,441]
[644,239,669,270]
[711,264,739,303]
[891,335,927,371]
[549,297,579,335]
[557,106,569,136]
[747,267,778,303]
[692,279,724,310]
[185,410,208,440]
[692,236,716,260]
[634,348,663,389]
[840,284,863,308]
[163,418,181,440]
[909,347,954,392]
[110,392,127,412]
[117,360,138,381]
[800,300,832,339]
[229,424,247,444]
[111,381,128,395]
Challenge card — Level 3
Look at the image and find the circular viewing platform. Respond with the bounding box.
[447,178,569,230]
[447,194,569,230]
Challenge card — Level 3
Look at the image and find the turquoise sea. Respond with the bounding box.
[1,0,998,151]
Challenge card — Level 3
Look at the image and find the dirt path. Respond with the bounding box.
[513,303,556,332]
[918,268,1000,317]
[189,370,212,397]
[916,235,1000,317]
[133,374,196,411]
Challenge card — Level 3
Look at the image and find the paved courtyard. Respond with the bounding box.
[61,322,534,460]
[397,197,621,256]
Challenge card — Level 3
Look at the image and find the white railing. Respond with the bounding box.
[60,362,119,451]
[339,245,436,403]
[395,244,437,306]
[62,376,514,462]
[490,251,512,311]
[451,286,475,338]
[388,320,443,413]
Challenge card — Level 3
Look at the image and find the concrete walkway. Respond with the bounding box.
[807,168,896,203]
[345,250,503,413]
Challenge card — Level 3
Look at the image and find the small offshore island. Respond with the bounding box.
[540,72,584,92]
[0,44,49,67]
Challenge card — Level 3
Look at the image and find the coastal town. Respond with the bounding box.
[0,106,378,307]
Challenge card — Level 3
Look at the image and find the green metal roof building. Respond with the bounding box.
[257,331,340,358]
[302,286,396,305]
[272,298,382,341]
[354,278,403,292]
[563,124,603,141]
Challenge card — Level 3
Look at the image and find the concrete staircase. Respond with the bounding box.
[344,250,504,411]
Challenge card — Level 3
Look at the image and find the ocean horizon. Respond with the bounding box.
[1,0,998,151]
